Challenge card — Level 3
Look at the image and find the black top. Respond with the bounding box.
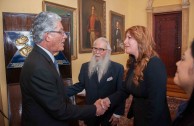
[172,90,194,126]
[109,56,171,126]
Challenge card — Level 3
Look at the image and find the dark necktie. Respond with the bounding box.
[54,59,60,75]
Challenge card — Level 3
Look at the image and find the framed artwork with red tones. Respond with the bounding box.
[79,0,106,53]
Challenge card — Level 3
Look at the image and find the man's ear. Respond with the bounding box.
[44,32,51,42]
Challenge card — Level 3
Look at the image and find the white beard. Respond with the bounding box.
[88,54,110,82]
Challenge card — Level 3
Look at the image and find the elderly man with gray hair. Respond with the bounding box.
[66,37,125,126]
[20,12,106,126]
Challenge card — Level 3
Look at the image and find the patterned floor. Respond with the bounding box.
[78,96,187,126]
[118,96,187,126]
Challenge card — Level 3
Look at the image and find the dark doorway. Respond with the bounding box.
[154,11,182,77]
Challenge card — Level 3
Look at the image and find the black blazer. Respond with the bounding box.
[20,45,96,126]
[109,56,171,126]
[66,61,125,119]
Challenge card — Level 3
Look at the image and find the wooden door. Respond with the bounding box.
[154,11,182,77]
[153,11,187,98]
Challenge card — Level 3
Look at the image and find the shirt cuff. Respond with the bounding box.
[113,113,121,118]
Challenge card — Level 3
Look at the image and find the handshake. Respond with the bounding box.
[94,97,111,116]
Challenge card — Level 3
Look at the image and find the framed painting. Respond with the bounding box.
[79,0,106,53]
[42,1,78,60]
[110,11,125,55]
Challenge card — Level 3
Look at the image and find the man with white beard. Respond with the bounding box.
[66,37,125,126]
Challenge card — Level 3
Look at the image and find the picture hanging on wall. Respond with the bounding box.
[79,0,106,53]
[110,10,125,55]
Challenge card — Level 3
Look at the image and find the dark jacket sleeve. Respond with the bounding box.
[112,65,126,115]
[108,80,130,109]
[29,67,96,120]
[65,64,86,97]
[144,57,167,125]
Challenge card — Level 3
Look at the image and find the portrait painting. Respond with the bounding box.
[43,1,78,59]
[79,0,106,53]
[110,11,125,54]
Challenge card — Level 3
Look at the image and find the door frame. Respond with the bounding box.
[147,0,189,55]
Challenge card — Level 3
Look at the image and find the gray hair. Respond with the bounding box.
[93,37,112,52]
[31,11,62,43]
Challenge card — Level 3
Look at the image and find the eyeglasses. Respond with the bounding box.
[47,30,65,35]
[92,47,107,53]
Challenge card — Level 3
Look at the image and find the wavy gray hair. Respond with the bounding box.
[31,11,61,44]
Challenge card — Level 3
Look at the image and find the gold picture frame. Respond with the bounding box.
[110,11,125,55]
[79,0,106,53]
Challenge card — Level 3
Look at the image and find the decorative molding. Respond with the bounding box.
[146,0,153,10]
[182,0,190,8]
[152,4,182,13]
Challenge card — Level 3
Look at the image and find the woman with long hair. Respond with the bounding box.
[103,25,171,126]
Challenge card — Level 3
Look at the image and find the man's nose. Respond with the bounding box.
[63,33,67,39]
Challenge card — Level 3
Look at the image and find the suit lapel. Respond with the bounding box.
[33,44,53,63]
[34,45,66,96]
[33,44,59,77]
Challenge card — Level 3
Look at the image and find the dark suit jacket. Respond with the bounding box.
[66,61,125,123]
[109,56,171,126]
[20,45,96,126]
[112,28,121,52]
[113,28,121,43]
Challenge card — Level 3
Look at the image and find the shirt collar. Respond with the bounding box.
[36,44,55,63]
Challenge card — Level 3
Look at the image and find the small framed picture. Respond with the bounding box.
[110,11,125,54]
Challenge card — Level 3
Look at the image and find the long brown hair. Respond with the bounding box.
[125,25,158,85]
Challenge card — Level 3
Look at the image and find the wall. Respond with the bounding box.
[126,0,148,26]
[0,0,193,125]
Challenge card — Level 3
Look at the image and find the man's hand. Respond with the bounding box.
[94,99,107,116]
[101,97,111,109]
